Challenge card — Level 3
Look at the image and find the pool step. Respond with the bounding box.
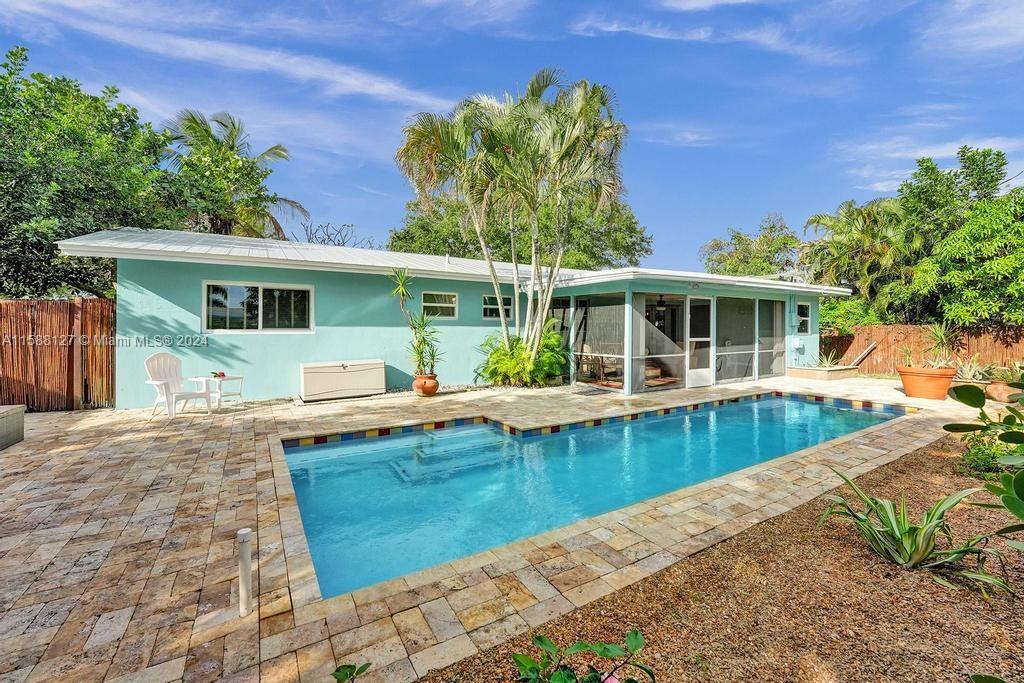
[390,429,510,482]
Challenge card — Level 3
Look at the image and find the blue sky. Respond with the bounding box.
[1,0,1022,269]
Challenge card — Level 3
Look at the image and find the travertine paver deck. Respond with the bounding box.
[0,377,975,682]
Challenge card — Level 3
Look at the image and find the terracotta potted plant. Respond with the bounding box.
[895,323,958,400]
[986,364,1024,403]
[391,268,443,397]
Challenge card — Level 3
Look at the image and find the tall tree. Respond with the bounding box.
[699,213,799,276]
[396,68,626,358]
[165,110,308,238]
[0,47,172,297]
[386,196,651,269]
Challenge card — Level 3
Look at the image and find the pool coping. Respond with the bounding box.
[267,389,938,680]
[279,390,919,449]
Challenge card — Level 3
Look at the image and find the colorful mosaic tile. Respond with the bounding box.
[281,390,918,450]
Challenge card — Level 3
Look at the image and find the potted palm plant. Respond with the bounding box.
[390,268,443,397]
[896,322,958,400]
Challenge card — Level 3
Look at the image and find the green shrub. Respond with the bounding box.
[514,630,655,682]
[820,469,1011,596]
[819,296,886,335]
[477,319,567,387]
[957,435,1016,480]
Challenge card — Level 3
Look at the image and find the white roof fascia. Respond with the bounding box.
[553,267,851,297]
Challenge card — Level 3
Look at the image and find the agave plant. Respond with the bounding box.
[956,353,996,382]
[820,469,1011,596]
[817,349,841,368]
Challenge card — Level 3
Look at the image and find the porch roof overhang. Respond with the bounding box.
[551,268,851,297]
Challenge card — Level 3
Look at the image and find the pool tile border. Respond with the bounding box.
[280,390,919,449]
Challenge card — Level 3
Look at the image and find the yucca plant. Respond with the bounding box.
[820,469,1011,596]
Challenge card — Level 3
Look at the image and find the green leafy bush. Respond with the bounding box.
[477,319,567,387]
[819,296,886,335]
[957,435,1016,480]
[514,630,655,683]
[331,663,370,681]
[820,469,1011,596]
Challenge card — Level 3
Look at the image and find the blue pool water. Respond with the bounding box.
[286,397,893,597]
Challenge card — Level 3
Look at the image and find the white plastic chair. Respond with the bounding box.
[145,352,211,418]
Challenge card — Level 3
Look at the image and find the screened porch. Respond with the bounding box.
[553,289,791,395]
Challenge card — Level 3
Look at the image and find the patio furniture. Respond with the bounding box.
[190,374,244,409]
[0,405,25,451]
[145,352,211,418]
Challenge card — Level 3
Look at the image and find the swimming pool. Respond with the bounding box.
[285,396,895,597]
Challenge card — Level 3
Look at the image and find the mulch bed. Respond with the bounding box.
[425,438,1024,682]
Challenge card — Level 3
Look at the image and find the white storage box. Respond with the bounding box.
[300,360,386,402]
[0,405,25,451]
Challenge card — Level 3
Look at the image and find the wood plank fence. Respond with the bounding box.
[0,298,115,411]
[822,324,1024,375]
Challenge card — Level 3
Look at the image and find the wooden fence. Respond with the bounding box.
[822,324,1024,375]
[0,298,115,411]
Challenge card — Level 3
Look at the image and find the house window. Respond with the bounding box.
[205,283,312,331]
[796,303,811,334]
[422,292,457,319]
[483,295,512,320]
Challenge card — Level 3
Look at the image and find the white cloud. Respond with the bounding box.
[1,0,452,110]
[921,0,1024,60]
[569,15,712,41]
[659,0,760,11]
[637,122,717,147]
[569,14,854,65]
[840,135,1024,161]
[394,0,535,26]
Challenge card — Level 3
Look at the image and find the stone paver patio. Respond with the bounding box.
[0,377,975,682]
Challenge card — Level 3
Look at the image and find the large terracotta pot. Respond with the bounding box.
[412,374,439,397]
[896,365,956,400]
[986,381,1020,403]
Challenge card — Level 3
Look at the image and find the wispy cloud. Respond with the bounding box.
[636,122,717,147]
[569,15,711,41]
[921,0,1024,61]
[839,135,1024,161]
[354,185,392,197]
[1,0,452,110]
[569,13,855,65]
[659,0,761,11]
[390,0,536,27]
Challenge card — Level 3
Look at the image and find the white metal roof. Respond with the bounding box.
[57,228,850,296]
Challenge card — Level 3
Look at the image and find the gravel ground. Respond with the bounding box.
[424,438,1024,683]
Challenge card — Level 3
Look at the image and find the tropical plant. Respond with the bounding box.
[513,630,655,683]
[923,321,959,367]
[944,382,1024,553]
[817,349,841,368]
[477,318,568,387]
[819,469,1011,596]
[389,268,442,376]
[164,109,308,238]
[956,354,996,382]
[818,296,887,335]
[899,345,914,367]
[396,68,625,362]
[331,663,370,682]
[699,213,801,277]
[804,198,913,302]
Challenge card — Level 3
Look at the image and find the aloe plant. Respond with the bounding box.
[820,469,1012,596]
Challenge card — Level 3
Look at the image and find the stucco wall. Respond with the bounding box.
[115,259,515,409]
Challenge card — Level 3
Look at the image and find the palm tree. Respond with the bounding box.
[804,198,916,299]
[165,110,308,239]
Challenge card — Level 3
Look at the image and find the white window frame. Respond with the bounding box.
[482,294,513,321]
[421,291,458,320]
[201,280,315,334]
[796,302,811,335]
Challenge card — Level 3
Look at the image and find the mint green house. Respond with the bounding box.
[58,229,847,409]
